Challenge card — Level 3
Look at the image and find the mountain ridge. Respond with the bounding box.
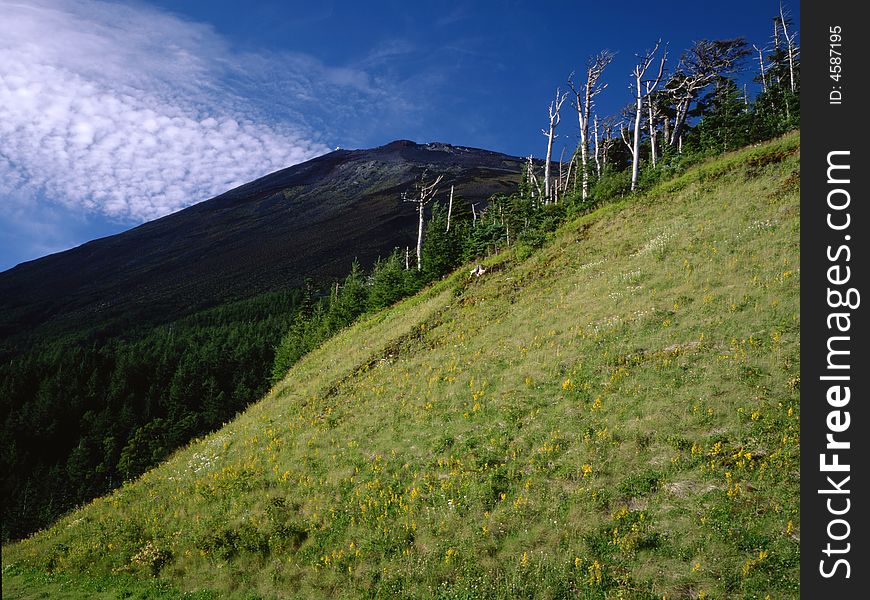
[0,140,527,349]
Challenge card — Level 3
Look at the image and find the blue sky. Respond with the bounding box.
[0,0,798,271]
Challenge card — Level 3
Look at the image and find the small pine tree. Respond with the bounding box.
[338,260,369,319]
[692,78,750,153]
[324,260,369,330]
[422,203,461,281]
[368,250,406,311]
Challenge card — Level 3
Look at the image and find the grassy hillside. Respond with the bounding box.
[2,133,800,599]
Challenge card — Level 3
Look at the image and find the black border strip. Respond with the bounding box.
[802,0,869,594]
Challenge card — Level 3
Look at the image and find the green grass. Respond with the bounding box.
[3,132,800,599]
[1,563,214,599]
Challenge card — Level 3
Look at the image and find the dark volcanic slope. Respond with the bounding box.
[0,140,524,346]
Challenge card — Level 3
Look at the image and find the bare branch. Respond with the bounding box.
[542,87,569,203]
[628,41,667,189]
[665,38,749,146]
[752,44,768,90]
[568,50,615,200]
[619,118,634,155]
[402,171,444,270]
[445,185,454,233]
[779,2,798,92]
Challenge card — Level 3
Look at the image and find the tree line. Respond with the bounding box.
[267,6,802,374]
[535,4,798,201]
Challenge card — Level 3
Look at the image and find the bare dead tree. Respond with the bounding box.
[562,149,576,198]
[445,185,454,233]
[526,154,542,204]
[592,114,602,178]
[628,40,667,190]
[772,17,782,86]
[556,147,578,204]
[646,90,666,167]
[598,115,618,175]
[542,87,569,204]
[769,18,788,120]
[662,108,670,150]
[619,123,632,155]
[402,171,444,271]
[568,50,615,200]
[779,2,798,93]
[665,38,749,149]
[752,44,768,91]
[619,105,635,166]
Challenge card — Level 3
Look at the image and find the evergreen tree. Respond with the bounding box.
[367,250,406,311]
[422,203,462,281]
[335,260,369,323]
[692,78,750,153]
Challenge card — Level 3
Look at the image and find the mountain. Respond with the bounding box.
[0,140,526,351]
[0,140,530,543]
[2,134,801,599]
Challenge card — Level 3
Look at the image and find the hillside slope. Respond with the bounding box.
[2,133,800,599]
[0,141,528,545]
[0,140,524,350]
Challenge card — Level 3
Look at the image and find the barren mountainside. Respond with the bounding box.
[0,140,525,349]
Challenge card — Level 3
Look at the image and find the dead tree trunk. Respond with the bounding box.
[542,88,568,204]
[599,116,617,175]
[620,117,635,175]
[772,17,782,86]
[416,204,424,270]
[779,2,798,93]
[446,185,454,233]
[555,148,565,204]
[647,99,656,168]
[569,51,614,201]
[631,78,643,190]
[402,172,443,271]
[592,114,602,178]
[630,40,666,191]
[771,15,790,118]
[646,92,662,167]
[562,150,576,198]
[753,44,767,91]
[662,112,671,150]
[526,155,542,204]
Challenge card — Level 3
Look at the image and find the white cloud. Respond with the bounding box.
[0,0,353,222]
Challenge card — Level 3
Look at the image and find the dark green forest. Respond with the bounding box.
[1,292,301,540]
[1,25,798,542]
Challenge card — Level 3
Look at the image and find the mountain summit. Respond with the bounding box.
[0,141,526,347]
